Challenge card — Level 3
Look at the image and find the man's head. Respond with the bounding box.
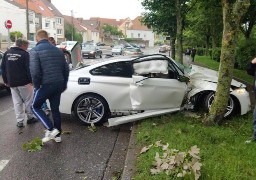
[15,38,29,51]
[36,29,49,42]
[48,37,56,46]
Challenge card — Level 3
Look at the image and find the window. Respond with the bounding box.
[144,34,146,38]
[57,29,62,35]
[53,22,56,29]
[45,20,50,28]
[56,18,62,25]
[90,61,133,78]
[138,33,140,38]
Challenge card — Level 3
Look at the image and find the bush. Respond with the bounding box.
[10,31,23,42]
[209,48,221,62]
[235,39,256,70]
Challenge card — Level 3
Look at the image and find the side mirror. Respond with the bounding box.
[178,75,190,83]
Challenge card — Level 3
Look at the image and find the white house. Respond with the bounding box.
[0,0,27,40]
[126,16,155,47]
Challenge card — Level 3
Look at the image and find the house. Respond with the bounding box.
[127,16,155,47]
[41,0,65,43]
[0,0,31,41]
[76,18,100,43]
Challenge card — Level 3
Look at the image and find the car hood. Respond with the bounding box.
[187,65,246,88]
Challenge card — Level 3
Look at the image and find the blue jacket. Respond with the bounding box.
[29,39,69,89]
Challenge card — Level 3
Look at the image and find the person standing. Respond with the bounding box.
[246,57,256,143]
[1,39,37,127]
[191,47,197,62]
[30,30,69,143]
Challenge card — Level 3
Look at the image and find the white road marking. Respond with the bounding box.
[0,160,9,172]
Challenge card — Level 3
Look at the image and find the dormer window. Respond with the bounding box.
[39,6,44,11]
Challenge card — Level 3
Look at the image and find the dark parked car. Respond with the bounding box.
[82,45,102,59]
[0,51,11,93]
[123,47,143,56]
[96,42,105,46]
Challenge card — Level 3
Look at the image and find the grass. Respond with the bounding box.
[133,55,255,179]
[133,112,256,180]
[195,56,253,85]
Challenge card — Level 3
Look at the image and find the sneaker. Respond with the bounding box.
[44,109,50,116]
[42,128,60,143]
[17,122,24,128]
[54,136,62,143]
[245,138,256,144]
[27,117,38,124]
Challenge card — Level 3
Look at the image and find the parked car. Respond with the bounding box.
[0,51,11,93]
[82,45,102,59]
[96,42,105,46]
[58,54,251,126]
[111,45,123,55]
[159,45,169,53]
[123,48,143,56]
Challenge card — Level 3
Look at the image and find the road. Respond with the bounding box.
[0,46,166,180]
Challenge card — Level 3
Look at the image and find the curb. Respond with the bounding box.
[121,122,138,180]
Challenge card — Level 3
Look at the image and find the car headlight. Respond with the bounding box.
[234,88,246,94]
[89,51,95,54]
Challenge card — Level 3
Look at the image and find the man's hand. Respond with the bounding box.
[252,57,256,64]
[4,83,9,87]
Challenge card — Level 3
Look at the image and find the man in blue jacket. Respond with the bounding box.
[30,30,69,143]
[1,38,37,127]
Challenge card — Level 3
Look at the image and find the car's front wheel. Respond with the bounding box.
[203,92,235,117]
[74,94,109,125]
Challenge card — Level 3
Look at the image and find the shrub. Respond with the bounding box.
[10,31,23,42]
[209,48,221,62]
[235,39,256,70]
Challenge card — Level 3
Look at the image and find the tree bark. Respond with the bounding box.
[204,0,250,126]
[176,0,183,63]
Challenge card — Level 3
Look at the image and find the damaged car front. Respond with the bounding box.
[183,65,251,117]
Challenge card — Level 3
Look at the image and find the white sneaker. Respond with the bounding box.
[54,136,62,143]
[42,129,60,143]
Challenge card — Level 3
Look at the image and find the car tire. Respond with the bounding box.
[203,92,235,117]
[74,94,109,125]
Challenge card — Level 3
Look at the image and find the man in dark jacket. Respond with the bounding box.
[246,57,256,143]
[30,30,69,143]
[1,38,37,127]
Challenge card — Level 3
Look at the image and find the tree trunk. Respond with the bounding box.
[170,36,176,59]
[176,0,183,63]
[204,0,250,126]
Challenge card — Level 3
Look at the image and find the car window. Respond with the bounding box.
[90,61,133,78]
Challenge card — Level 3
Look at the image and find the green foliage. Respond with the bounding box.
[64,23,83,43]
[235,38,256,70]
[102,24,123,37]
[22,137,43,152]
[209,48,221,62]
[10,31,23,42]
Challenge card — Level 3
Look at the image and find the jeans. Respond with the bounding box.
[31,82,64,132]
[253,106,256,139]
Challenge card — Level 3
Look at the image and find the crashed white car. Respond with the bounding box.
[59,54,251,126]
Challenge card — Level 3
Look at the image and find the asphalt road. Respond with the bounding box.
[0,89,131,180]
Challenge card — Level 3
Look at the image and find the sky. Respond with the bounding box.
[51,0,144,20]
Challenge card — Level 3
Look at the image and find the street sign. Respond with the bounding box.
[5,20,12,29]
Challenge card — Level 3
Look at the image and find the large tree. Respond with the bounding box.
[204,0,250,125]
[141,0,176,59]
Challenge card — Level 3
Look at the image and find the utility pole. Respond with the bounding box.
[26,0,30,40]
[71,10,74,41]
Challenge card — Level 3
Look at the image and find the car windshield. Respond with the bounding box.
[83,45,96,50]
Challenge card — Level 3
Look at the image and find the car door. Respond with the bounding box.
[130,59,188,110]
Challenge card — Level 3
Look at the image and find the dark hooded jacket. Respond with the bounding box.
[1,47,32,87]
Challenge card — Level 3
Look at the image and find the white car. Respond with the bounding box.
[59,54,251,126]
[111,45,123,55]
